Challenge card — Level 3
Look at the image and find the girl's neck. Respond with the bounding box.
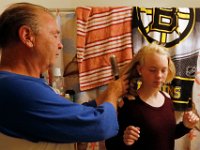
[137,86,159,98]
[137,86,164,107]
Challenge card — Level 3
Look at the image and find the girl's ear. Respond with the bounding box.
[18,25,34,48]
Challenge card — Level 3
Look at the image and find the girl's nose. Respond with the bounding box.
[156,71,162,78]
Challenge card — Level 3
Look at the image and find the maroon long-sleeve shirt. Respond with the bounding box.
[105,92,190,150]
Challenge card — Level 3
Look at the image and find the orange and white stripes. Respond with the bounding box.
[76,6,133,91]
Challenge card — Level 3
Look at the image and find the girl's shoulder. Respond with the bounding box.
[118,95,139,108]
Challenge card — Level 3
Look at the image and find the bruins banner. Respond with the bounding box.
[132,7,200,111]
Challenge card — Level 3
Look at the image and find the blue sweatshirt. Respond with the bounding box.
[0,71,118,143]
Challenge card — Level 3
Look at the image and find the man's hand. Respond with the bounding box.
[96,74,129,109]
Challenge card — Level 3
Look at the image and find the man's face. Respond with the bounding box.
[33,12,63,71]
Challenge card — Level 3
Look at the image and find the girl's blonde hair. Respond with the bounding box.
[121,42,176,97]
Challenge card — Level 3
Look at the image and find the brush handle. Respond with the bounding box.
[110,55,119,80]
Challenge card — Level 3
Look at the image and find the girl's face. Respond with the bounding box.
[138,52,168,89]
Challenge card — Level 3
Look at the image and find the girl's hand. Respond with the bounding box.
[183,111,199,129]
[123,126,140,146]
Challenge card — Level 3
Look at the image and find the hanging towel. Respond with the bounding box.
[76,6,133,91]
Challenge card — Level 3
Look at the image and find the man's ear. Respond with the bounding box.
[18,25,34,48]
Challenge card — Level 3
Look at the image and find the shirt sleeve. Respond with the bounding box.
[175,121,191,139]
[0,79,119,143]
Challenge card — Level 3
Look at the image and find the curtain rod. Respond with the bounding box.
[49,8,75,12]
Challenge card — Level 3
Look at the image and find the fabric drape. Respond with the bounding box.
[76,6,133,91]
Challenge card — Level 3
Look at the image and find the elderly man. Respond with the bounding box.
[0,2,129,149]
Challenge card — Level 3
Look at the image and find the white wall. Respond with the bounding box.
[1,0,200,12]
